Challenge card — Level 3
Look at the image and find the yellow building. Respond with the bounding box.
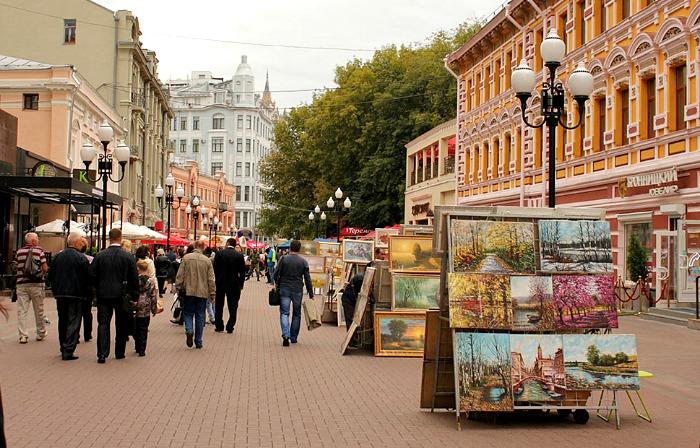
[446,0,700,305]
[0,0,174,226]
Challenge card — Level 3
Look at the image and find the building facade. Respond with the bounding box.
[166,57,277,233]
[447,0,700,304]
[0,0,174,226]
[404,119,457,225]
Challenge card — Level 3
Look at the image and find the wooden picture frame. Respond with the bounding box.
[301,255,325,273]
[388,235,440,272]
[373,311,426,357]
[317,241,341,257]
[342,239,374,264]
[375,228,399,249]
[391,272,440,311]
[299,240,318,255]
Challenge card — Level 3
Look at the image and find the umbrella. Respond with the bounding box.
[34,219,86,236]
[107,221,152,240]
[246,241,267,249]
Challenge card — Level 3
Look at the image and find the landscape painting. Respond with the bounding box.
[454,332,513,412]
[299,240,319,256]
[342,239,374,264]
[310,272,328,291]
[375,227,400,249]
[301,255,326,273]
[552,275,618,329]
[317,242,340,257]
[450,220,535,274]
[374,311,426,357]
[539,220,612,272]
[563,334,640,390]
[448,273,512,330]
[389,236,440,272]
[510,335,565,402]
[392,273,440,310]
[510,276,556,331]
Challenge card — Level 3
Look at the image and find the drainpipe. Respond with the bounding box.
[112,14,119,107]
[68,67,79,170]
[444,57,461,203]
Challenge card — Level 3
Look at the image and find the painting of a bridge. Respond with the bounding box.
[450,220,535,274]
[563,334,640,390]
[448,273,512,329]
[539,220,612,272]
[552,275,618,330]
[510,335,565,402]
[454,332,513,412]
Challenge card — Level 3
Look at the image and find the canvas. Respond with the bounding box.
[450,220,535,274]
[510,276,556,331]
[374,311,426,357]
[563,334,640,390]
[325,256,344,277]
[299,240,319,256]
[317,242,340,257]
[448,273,512,329]
[392,273,440,310]
[342,239,374,264]
[453,332,513,412]
[340,268,376,355]
[552,275,618,329]
[375,228,400,249]
[510,334,566,402]
[301,255,326,273]
[389,236,440,272]
[539,220,612,272]
[309,272,328,291]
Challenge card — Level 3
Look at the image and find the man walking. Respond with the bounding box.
[154,248,171,298]
[14,232,49,344]
[90,228,139,363]
[213,238,246,333]
[175,239,215,349]
[79,237,94,342]
[265,246,276,284]
[273,240,314,347]
[48,232,91,360]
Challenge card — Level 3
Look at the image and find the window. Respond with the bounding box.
[237,138,243,152]
[237,115,243,129]
[558,13,567,50]
[246,115,252,129]
[577,1,586,46]
[645,77,656,139]
[619,87,629,146]
[235,186,241,202]
[192,116,199,130]
[235,162,242,177]
[212,116,224,129]
[243,212,248,228]
[192,139,199,153]
[211,162,223,176]
[64,19,76,44]
[598,0,607,34]
[674,64,687,131]
[494,60,501,95]
[245,139,251,152]
[244,186,250,202]
[23,94,39,110]
[245,162,251,177]
[576,107,585,157]
[172,119,177,131]
[235,211,241,227]
[211,137,223,153]
[534,128,542,168]
[624,222,652,280]
[214,92,224,104]
[621,0,631,20]
[179,139,187,153]
[484,66,491,101]
[534,29,543,71]
[180,117,187,130]
[503,134,511,175]
[596,97,606,151]
[475,72,481,106]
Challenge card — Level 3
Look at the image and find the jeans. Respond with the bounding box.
[266,264,274,283]
[133,316,150,354]
[56,297,82,355]
[183,296,207,346]
[16,283,46,338]
[206,300,215,321]
[215,285,241,332]
[279,288,303,340]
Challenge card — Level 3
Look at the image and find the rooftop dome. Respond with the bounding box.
[235,55,253,77]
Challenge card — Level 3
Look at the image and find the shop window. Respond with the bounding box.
[23,94,39,110]
[644,77,656,139]
[673,64,687,131]
[625,222,653,280]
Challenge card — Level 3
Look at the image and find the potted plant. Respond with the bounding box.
[625,234,649,311]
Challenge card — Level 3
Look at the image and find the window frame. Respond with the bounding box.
[22,93,39,110]
[211,137,224,153]
[64,19,76,44]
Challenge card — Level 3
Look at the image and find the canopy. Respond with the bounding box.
[139,233,190,247]
[34,219,86,236]
[138,225,165,239]
[246,241,267,249]
[107,221,153,240]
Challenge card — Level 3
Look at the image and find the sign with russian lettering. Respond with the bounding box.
[340,227,371,237]
[618,168,678,198]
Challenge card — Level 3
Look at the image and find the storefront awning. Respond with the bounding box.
[0,175,122,206]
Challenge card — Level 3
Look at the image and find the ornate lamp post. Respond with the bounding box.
[511,29,594,208]
[80,121,130,250]
[326,187,351,242]
[212,215,220,248]
[154,173,184,251]
[185,195,201,240]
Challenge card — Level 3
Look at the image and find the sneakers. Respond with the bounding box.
[19,336,28,344]
[186,331,194,348]
[282,337,290,347]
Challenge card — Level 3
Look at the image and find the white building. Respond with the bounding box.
[167,56,277,231]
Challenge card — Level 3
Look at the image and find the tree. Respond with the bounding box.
[627,234,649,281]
[387,319,407,341]
[586,345,600,365]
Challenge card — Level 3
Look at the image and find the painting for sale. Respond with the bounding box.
[552,275,618,330]
[301,255,326,273]
[563,334,640,390]
[453,332,513,412]
[450,220,535,274]
[342,239,374,264]
[448,273,512,330]
[392,273,440,310]
[510,276,556,331]
[510,334,565,402]
[539,220,612,272]
[299,240,319,256]
[317,242,340,257]
[375,228,399,249]
[374,311,426,357]
[389,236,440,272]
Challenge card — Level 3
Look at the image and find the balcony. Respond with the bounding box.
[131,92,145,112]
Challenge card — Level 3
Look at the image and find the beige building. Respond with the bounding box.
[404,119,457,225]
[0,0,174,226]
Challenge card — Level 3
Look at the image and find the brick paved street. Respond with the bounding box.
[1,281,698,448]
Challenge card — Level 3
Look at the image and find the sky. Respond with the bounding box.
[95,0,498,109]
[511,334,562,367]
[563,334,637,362]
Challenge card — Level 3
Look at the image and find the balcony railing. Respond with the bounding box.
[131,92,145,109]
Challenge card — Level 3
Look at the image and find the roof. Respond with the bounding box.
[234,55,253,77]
[0,54,56,71]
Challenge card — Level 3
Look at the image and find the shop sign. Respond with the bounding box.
[340,227,371,237]
[32,161,57,177]
[72,168,96,185]
[412,202,430,216]
[618,168,678,198]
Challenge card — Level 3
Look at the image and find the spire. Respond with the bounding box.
[262,70,273,107]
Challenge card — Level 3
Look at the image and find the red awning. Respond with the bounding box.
[140,234,190,247]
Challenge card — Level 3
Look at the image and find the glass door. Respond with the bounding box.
[656,231,678,305]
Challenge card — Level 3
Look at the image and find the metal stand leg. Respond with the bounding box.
[625,390,652,423]
[456,409,461,431]
[596,390,613,422]
[614,390,620,429]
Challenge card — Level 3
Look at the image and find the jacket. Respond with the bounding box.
[213,247,246,290]
[134,275,158,317]
[273,253,314,296]
[175,249,216,300]
[90,245,139,301]
[154,255,171,278]
[48,247,92,300]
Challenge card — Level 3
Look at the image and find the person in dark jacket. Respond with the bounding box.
[340,269,365,331]
[90,228,139,364]
[48,232,92,360]
[154,248,171,297]
[79,237,94,342]
[273,240,314,347]
[212,238,247,333]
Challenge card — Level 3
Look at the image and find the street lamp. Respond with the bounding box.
[212,215,220,248]
[154,173,184,251]
[511,29,593,208]
[80,121,129,250]
[186,195,201,240]
[326,187,351,242]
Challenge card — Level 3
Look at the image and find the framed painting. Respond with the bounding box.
[340,267,376,355]
[375,227,399,249]
[510,276,556,331]
[539,220,612,273]
[317,241,340,257]
[388,236,440,272]
[309,272,328,292]
[391,273,440,310]
[325,256,344,278]
[301,255,325,273]
[448,273,512,330]
[342,239,374,264]
[510,334,565,402]
[453,331,513,412]
[299,240,319,256]
[449,220,535,274]
[563,334,640,390]
[374,311,426,357]
[552,275,617,330]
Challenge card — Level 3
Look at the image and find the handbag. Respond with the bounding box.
[268,287,280,306]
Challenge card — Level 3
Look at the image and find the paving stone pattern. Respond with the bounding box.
[0,281,698,447]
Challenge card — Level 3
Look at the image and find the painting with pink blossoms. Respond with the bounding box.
[552,275,617,330]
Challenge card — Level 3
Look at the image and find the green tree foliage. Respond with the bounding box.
[259,22,481,237]
[387,319,408,341]
[627,234,649,281]
[586,345,600,365]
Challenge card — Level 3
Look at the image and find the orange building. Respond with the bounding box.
[447,0,700,304]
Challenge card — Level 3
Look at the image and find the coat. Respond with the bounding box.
[213,247,246,291]
[90,245,139,301]
[175,249,216,300]
[48,247,92,300]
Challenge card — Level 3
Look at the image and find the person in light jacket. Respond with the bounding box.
[175,239,216,349]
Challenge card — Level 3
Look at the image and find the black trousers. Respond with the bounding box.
[56,297,82,356]
[81,299,93,341]
[341,298,356,332]
[96,298,131,359]
[215,285,241,331]
[133,316,150,354]
[156,277,166,296]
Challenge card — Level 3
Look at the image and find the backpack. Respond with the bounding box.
[22,248,42,281]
